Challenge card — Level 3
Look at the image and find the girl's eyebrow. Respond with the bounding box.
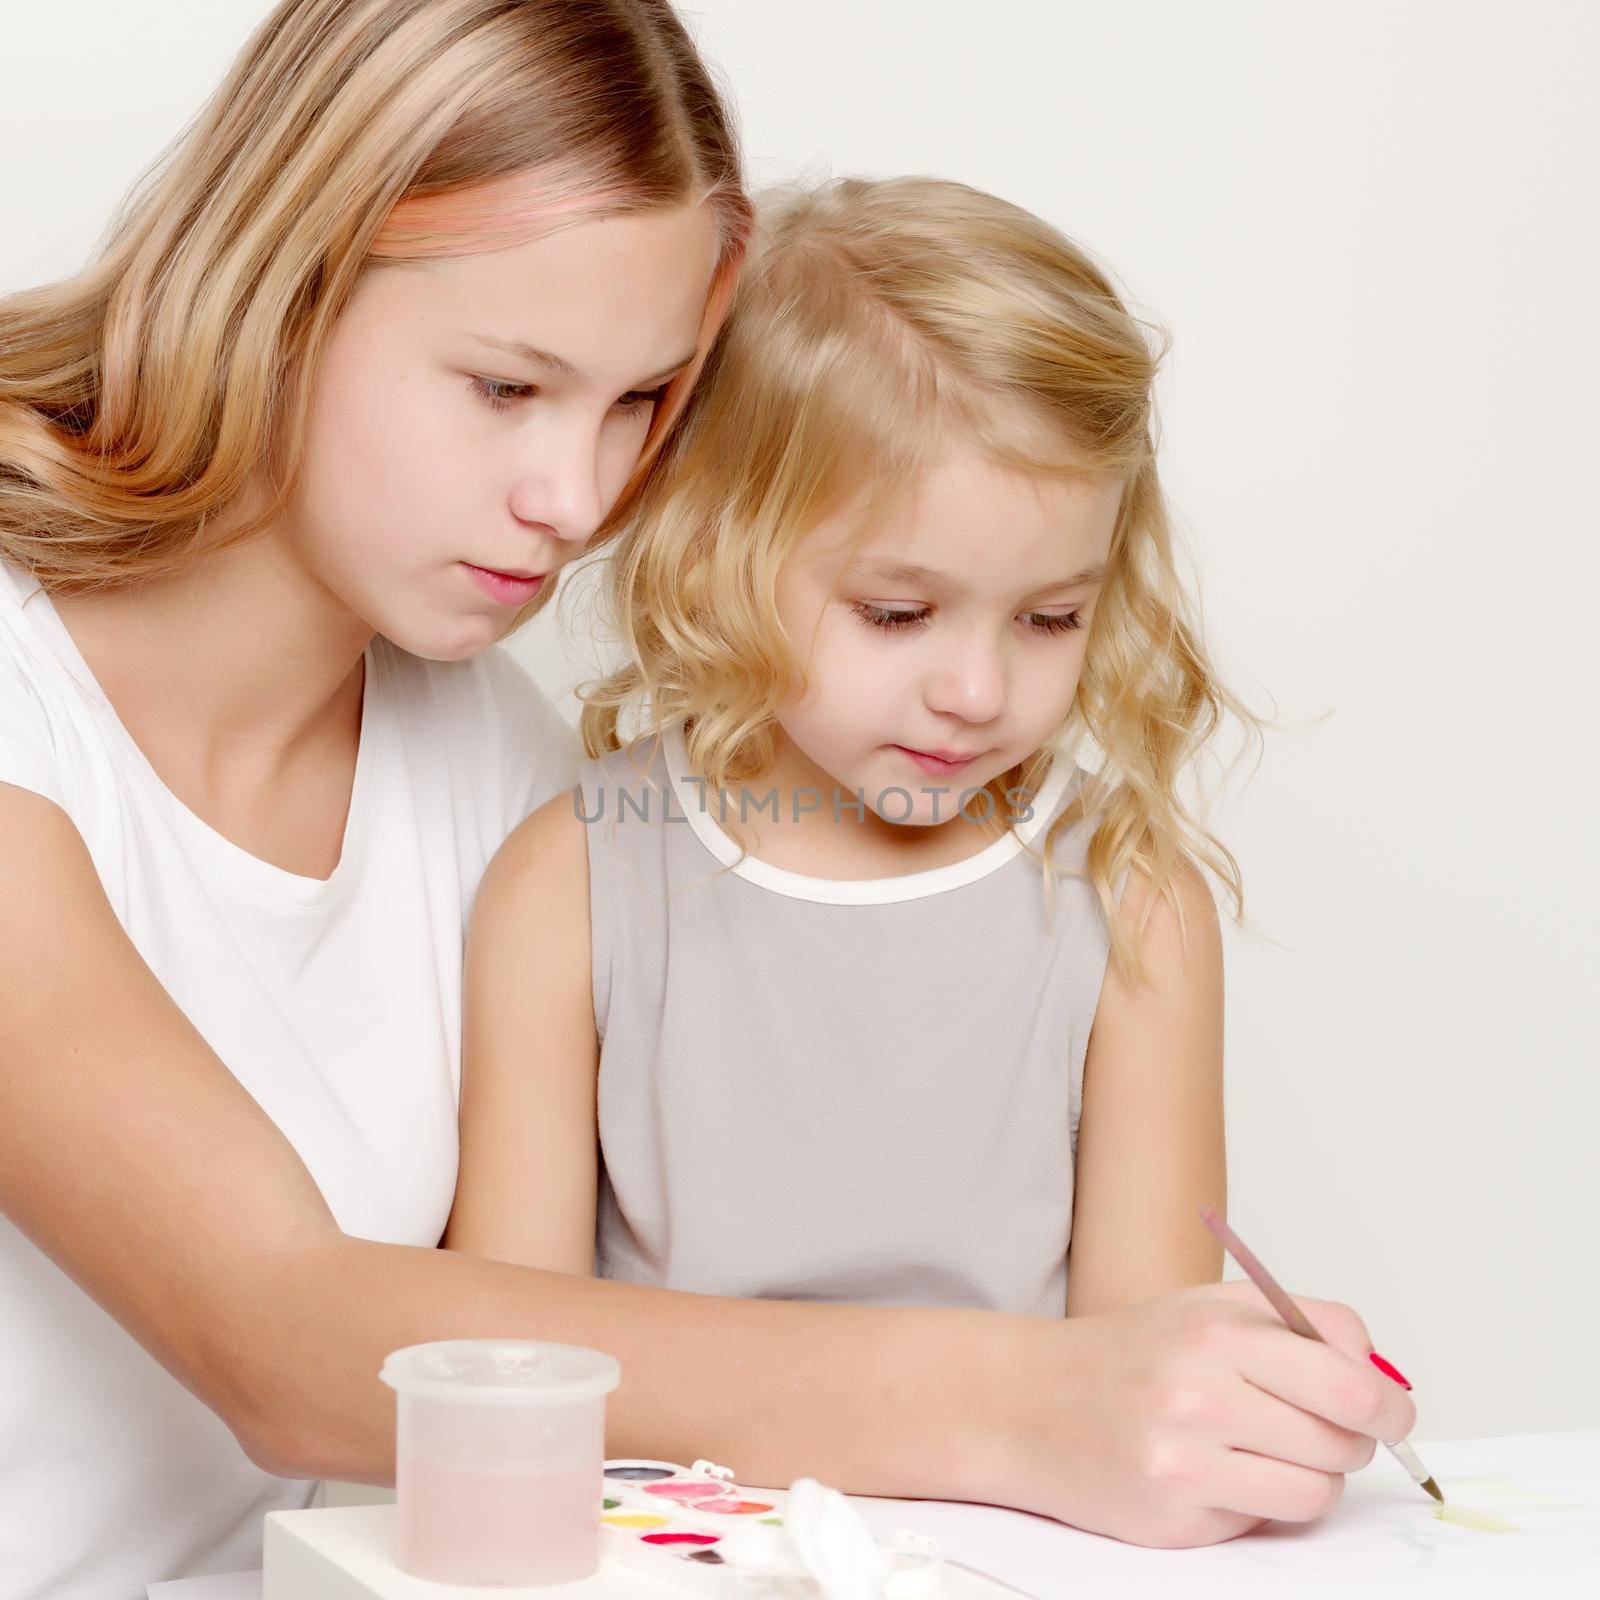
[849,559,1105,598]
[470,334,697,389]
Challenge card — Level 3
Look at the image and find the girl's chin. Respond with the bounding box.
[379,606,511,663]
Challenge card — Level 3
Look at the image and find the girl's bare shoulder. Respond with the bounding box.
[475,787,589,920]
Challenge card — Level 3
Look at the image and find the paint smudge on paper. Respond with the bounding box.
[1436,1504,1517,1534]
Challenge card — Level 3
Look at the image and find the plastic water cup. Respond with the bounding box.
[379,1339,621,1587]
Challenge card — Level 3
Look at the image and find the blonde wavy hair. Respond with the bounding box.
[0,0,752,606]
[581,176,1264,979]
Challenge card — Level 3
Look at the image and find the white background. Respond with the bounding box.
[4,1,1596,1443]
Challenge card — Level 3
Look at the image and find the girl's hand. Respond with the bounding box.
[977,1279,1417,1547]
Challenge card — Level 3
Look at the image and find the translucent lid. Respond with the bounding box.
[379,1340,621,1405]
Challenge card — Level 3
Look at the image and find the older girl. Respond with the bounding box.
[0,1,744,1592]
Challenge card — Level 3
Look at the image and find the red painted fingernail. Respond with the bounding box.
[1370,1351,1412,1390]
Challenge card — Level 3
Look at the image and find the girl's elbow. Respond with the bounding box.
[232,1394,388,1486]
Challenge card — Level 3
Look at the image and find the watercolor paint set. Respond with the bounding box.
[600,1458,947,1597]
[601,1458,779,1589]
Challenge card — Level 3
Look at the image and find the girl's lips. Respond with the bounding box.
[894,745,981,776]
[463,562,546,606]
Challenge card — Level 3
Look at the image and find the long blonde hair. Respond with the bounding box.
[582,176,1262,978]
[0,0,752,601]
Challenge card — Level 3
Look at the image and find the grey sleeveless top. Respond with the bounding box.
[579,723,1114,1316]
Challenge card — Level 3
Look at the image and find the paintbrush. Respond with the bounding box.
[1198,1205,1443,1504]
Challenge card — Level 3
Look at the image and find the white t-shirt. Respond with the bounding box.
[0,559,578,1600]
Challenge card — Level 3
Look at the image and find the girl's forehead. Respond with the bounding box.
[369,205,719,379]
[799,448,1122,578]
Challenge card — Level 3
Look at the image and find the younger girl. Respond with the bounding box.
[451,178,1412,1541]
[454,175,1240,1317]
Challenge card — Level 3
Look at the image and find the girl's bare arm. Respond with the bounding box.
[1066,860,1227,1316]
[445,791,600,1276]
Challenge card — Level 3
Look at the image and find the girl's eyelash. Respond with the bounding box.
[1024,609,1084,634]
[851,603,930,632]
[849,602,1084,635]
[469,378,670,414]
[617,384,670,411]
[471,376,535,411]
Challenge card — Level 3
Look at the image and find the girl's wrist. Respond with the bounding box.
[882,1303,1045,1506]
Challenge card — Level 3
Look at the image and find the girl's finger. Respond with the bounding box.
[1235,1323,1416,1443]
[1288,1294,1375,1361]
[1222,1375,1376,1474]
[1207,1446,1347,1524]
[1210,1280,1375,1362]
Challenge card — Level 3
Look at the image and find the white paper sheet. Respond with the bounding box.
[845,1432,1600,1598]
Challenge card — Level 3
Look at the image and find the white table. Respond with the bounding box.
[149,1432,1600,1600]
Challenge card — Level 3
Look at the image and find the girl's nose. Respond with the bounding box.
[506,423,606,546]
[924,638,1006,724]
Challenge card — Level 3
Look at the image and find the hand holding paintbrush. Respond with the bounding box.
[976,1260,1422,1548]
[1199,1205,1443,1503]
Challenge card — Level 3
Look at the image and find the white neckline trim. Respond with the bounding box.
[660,722,1078,906]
